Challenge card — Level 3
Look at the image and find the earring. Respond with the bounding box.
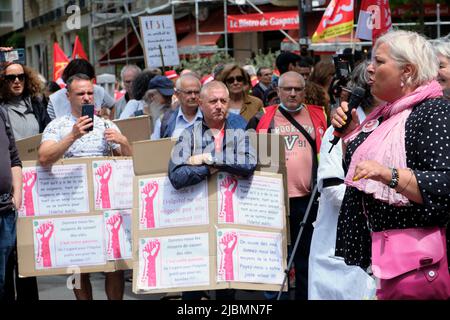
[400,81,405,88]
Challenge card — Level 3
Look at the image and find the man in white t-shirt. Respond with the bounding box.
[38,73,131,300]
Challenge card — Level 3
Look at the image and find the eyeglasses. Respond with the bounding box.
[225,76,245,85]
[4,73,25,83]
[177,89,200,96]
[279,86,305,94]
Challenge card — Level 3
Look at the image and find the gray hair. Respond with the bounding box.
[200,80,229,99]
[120,64,141,79]
[347,60,374,110]
[278,71,305,87]
[175,74,201,91]
[374,30,438,87]
[434,38,450,60]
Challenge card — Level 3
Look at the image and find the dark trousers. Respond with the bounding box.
[4,245,39,301]
[288,195,318,300]
[0,208,16,300]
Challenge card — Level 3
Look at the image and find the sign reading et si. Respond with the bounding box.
[139,15,180,68]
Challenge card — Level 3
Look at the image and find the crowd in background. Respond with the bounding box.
[0,30,449,301]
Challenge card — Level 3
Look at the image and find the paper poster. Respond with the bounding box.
[20,164,89,217]
[104,210,132,260]
[217,173,283,228]
[139,15,180,68]
[33,216,106,269]
[19,166,38,217]
[138,177,208,230]
[216,229,284,284]
[137,233,210,290]
[93,160,134,210]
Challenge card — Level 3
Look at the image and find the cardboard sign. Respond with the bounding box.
[139,15,180,68]
[113,115,152,143]
[17,157,134,277]
[16,134,42,161]
[131,136,289,294]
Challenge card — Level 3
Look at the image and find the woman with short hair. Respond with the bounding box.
[331,30,450,300]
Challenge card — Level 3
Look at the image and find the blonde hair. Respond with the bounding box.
[374,30,439,87]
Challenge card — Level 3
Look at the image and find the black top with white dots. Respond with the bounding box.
[335,98,450,270]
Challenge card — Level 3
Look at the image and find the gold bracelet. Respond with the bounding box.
[397,168,414,194]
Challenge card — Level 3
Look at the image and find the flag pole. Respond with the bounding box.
[351,24,355,54]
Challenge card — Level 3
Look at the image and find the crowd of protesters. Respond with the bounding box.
[0,29,449,301]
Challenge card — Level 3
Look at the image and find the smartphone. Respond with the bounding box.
[0,48,26,64]
[81,104,95,131]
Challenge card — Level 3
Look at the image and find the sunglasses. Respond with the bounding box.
[4,73,25,82]
[225,76,245,85]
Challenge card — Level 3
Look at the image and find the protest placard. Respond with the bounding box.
[16,133,42,161]
[17,157,134,277]
[139,15,180,68]
[131,136,289,294]
[113,115,152,143]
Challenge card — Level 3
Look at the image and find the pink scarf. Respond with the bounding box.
[344,80,443,206]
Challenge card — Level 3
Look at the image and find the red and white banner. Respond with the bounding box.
[227,11,299,33]
[356,0,392,42]
[312,0,354,43]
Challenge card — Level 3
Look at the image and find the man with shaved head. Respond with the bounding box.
[247,71,327,300]
[168,80,256,300]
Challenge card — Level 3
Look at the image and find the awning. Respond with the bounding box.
[98,31,143,65]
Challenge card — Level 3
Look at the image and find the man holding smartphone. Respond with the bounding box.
[37,73,131,300]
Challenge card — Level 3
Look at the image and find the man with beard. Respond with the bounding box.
[134,75,174,128]
[151,74,203,140]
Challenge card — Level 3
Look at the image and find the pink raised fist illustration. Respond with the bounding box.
[36,222,54,268]
[219,176,238,223]
[23,170,37,216]
[219,232,238,281]
[140,181,159,229]
[95,163,112,209]
[106,214,123,259]
[142,239,160,287]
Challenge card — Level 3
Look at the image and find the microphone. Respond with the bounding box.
[328,86,366,153]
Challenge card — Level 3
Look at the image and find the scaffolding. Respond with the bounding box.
[90,0,233,67]
[90,1,450,67]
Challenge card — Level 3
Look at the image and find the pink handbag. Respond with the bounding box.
[371,227,450,300]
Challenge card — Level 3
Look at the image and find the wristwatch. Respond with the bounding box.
[388,168,399,188]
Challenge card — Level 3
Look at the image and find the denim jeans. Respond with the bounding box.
[0,208,17,300]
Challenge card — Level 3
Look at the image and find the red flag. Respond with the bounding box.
[72,35,88,60]
[53,42,69,86]
[356,0,392,42]
[312,0,354,43]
